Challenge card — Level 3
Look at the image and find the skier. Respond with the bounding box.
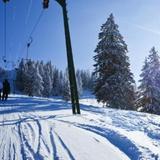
[0,81,2,100]
[2,79,10,101]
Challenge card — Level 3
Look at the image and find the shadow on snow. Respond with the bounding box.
[0,96,71,115]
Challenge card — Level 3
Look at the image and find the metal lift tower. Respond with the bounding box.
[43,0,80,114]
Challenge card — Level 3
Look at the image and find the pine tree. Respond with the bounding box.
[76,70,83,96]
[62,69,71,101]
[23,60,35,96]
[52,68,61,96]
[42,62,52,97]
[58,70,64,96]
[39,61,45,79]
[137,47,160,114]
[47,61,54,83]
[93,13,135,109]
[77,70,93,91]
[80,70,89,90]
[32,64,44,96]
[15,59,26,92]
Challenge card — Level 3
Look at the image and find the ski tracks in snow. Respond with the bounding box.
[49,127,75,160]
[0,110,77,160]
[0,113,21,160]
[17,112,52,160]
[77,111,160,160]
[52,112,160,160]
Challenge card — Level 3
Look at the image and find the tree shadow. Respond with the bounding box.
[0,96,71,115]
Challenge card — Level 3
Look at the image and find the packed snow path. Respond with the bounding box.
[0,95,160,160]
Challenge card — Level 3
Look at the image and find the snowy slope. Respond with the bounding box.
[0,95,160,160]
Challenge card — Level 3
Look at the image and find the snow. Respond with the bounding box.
[0,95,160,160]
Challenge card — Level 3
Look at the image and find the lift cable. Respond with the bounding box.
[19,9,44,60]
[2,0,45,64]
[3,0,7,64]
[2,0,18,69]
[29,10,44,39]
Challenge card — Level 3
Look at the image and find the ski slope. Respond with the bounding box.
[0,95,160,160]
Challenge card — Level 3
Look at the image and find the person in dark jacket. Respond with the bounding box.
[2,79,10,101]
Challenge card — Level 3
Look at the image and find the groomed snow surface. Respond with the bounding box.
[0,95,160,160]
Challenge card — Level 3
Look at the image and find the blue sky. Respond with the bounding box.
[0,0,160,83]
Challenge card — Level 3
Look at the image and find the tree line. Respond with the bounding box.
[15,59,93,100]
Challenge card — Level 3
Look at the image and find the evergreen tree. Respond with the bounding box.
[93,13,135,109]
[58,70,64,96]
[39,61,45,79]
[32,64,44,96]
[52,68,61,96]
[77,70,93,91]
[80,70,89,90]
[62,69,71,101]
[15,59,26,92]
[43,63,52,97]
[23,60,35,96]
[76,70,83,96]
[137,47,160,114]
[47,61,54,83]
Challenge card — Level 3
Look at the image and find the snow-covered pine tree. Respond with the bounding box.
[23,60,35,96]
[93,13,135,109]
[76,70,93,91]
[137,47,160,114]
[39,61,45,79]
[52,68,61,96]
[42,62,52,97]
[32,64,44,96]
[46,61,54,83]
[15,59,26,92]
[58,70,64,96]
[76,70,83,96]
[62,69,71,101]
[80,70,89,90]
